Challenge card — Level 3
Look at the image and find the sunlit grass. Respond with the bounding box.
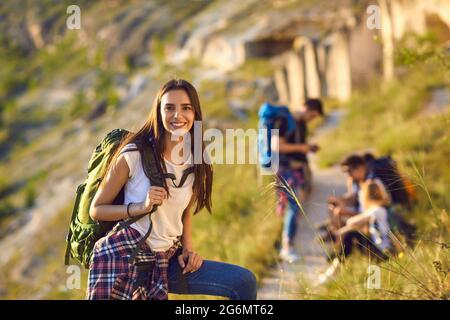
[309,61,450,300]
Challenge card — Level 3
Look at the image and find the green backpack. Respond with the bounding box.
[64,128,166,268]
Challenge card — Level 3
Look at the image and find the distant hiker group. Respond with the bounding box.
[258,98,416,267]
[319,153,416,264]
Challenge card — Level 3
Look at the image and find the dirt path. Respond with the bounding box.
[258,111,346,299]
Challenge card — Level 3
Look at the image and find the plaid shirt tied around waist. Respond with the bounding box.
[87,224,182,300]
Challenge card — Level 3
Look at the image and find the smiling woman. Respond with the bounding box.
[86,78,257,300]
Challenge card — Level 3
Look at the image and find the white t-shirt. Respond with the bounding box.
[120,143,194,252]
[365,205,391,251]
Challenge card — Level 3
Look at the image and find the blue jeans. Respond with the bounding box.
[277,167,303,244]
[283,190,300,243]
[167,255,257,300]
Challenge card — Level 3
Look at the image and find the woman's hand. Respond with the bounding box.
[178,249,203,275]
[332,206,342,216]
[135,186,167,215]
[327,196,338,205]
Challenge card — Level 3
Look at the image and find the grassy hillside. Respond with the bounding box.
[1,1,448,301]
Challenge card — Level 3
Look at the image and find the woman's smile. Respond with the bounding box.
[170,121,188,129]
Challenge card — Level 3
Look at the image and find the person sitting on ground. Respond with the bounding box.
[317,180,393,283]
[333,179,393,260]
[325,154,391,232]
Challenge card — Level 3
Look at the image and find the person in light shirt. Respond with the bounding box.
[334,179,393,259]
[87,79,257,300]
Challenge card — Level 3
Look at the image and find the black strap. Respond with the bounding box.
[126,137,164,264]
[64,224,73,265]
[140,138,164,187]
[128,215,154,264]
[115,204,157,232]
[114,203,159,265]
[64,233,72,265]
[135,140,162,262]
[164,166,195,188]
[120,144,163,187]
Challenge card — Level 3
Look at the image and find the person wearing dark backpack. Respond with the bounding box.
[325,154,391,232]
[275,98,324,263]
[85,79,257,300]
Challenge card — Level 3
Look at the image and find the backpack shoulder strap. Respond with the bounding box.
[164,166,195,188]
[117,136,164,264]
[140,138,164,187]
[279,108,296,136]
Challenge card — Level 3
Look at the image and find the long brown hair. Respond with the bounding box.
[105,78,213,214]
[361,180,390,208]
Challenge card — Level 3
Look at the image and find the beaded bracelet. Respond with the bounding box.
[127,202,133,218]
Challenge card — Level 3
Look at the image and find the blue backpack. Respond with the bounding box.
[258,102,296,169]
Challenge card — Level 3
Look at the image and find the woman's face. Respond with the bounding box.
[160,89,195,137]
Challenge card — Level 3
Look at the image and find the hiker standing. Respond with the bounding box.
[87,79,257,300]
[276,99,324,262]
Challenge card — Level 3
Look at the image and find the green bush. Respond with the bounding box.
[0,200,14,219]
[68,90,90,119]
[24,184,36,208]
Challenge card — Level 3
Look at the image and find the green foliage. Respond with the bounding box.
[33,33,92,84]
[235,58,274,80]
[124,54,135,74]
[0,200,14,220]
[94,69,120,112]
[68,90,90,119]
[23,170,49,208]
[0,176,8,195]
[0,39,30,100]
[24,184,36,208]
[151,35,166,64]
[396,32,450,71]
[199,80,234,119]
